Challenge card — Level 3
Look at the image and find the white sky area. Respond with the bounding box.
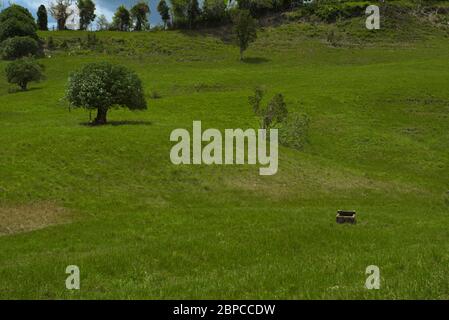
[2,0,163,28]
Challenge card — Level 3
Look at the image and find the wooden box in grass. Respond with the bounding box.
[336,210,356,224]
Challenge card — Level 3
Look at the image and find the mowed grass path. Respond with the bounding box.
[0,23,449,299]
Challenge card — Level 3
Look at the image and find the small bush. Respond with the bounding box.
[276,113,310,150]
[249,87,309,150]
[1,36,39,60]
[5,57,45,91]
[249,88,288,129]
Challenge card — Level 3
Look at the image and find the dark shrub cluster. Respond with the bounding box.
[0,5,40,60]
[1,36,39,60]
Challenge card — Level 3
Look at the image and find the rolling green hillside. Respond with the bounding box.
[1,10,449,299]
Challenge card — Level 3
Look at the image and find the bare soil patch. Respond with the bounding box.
[0,202,72,236]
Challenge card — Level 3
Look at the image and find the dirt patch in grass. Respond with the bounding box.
[0,202,73,236]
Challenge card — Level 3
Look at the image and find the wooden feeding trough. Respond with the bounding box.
[336,210,356,224]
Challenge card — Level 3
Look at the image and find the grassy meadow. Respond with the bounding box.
[1,15,449,299]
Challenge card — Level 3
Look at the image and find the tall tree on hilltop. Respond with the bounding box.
[130,1,150,31]
[50,0,73,30]
[171,0,200,29]
[111,5,131,31]
[157,0,170,29]
[202,0,227,27]
[187,0,201,29]
[96,14,109,31]
[37,5,48,31]
[77,0,96,30]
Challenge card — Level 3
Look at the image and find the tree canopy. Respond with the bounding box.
[157,0,171,28]
[37,5,48,31]
[50,0,74,31]
[78,0,96,30]
[5,57,45,91]
[131,1,150,31]
[0,5,37,42]
[66,62,147,125]
[111,5,131,31]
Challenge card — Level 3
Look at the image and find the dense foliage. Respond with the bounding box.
[0,36,39,60]
[66,62,147,125]
[78,0,97,30]
[0,5,37,42]
[130,1,151,31]
[111,5,131,31]
[36,5,48,31]
[5,57,45,91]
[157,0,171,28]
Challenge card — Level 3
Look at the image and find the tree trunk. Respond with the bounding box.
[240,48,244,61]
[20,82,27,91]
[58,18,65,31]
[93,108,108,125]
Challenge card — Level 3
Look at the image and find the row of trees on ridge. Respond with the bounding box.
[32,0,298,31]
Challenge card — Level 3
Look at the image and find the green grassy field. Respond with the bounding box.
[1,15,449,299]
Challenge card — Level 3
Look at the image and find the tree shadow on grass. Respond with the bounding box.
[8,87,43,94]
[242,57,270,64]
[80,120,153,127]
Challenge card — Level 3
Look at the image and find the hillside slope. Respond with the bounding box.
[1,14,449,299]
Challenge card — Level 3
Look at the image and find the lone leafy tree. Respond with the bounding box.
[232,9,257,61]
[66,63,147,125]
[5,57,45,91]
[37,5,48,31]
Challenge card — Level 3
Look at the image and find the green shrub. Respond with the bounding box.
[5,57,45,91]
[1,36,39,60]
[276,113,310,150]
